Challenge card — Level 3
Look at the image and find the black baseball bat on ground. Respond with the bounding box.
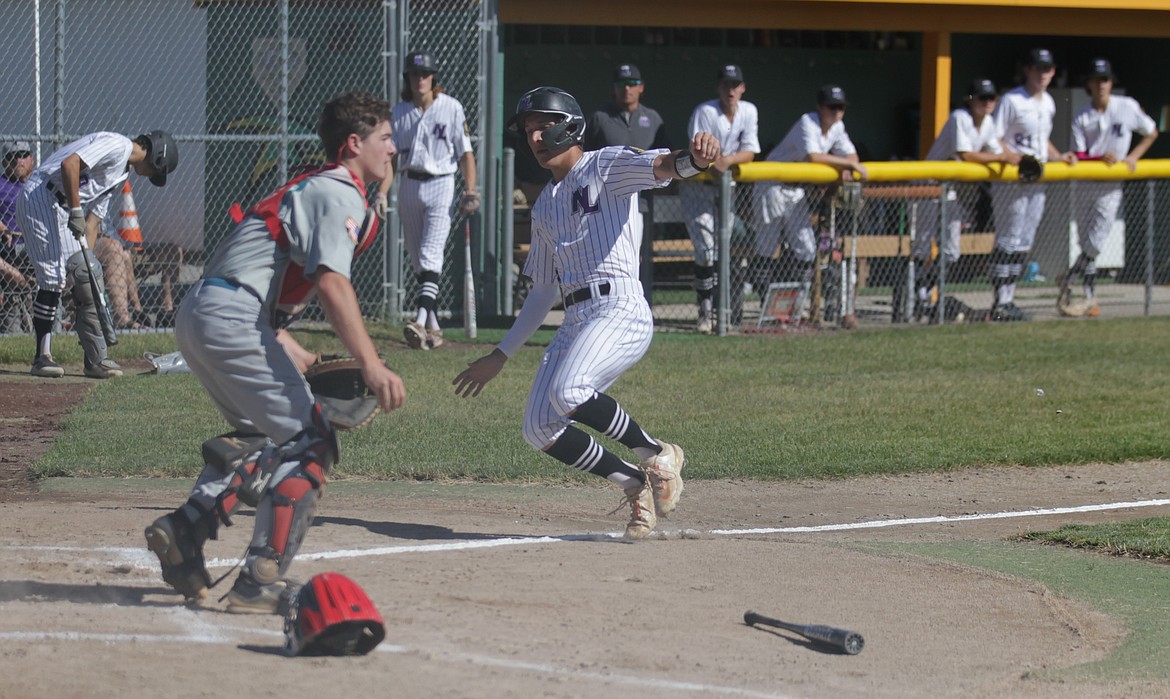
[744,610,864,655]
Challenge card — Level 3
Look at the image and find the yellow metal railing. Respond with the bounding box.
[732,159,1170,184]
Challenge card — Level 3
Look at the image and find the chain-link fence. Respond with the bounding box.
[625,161,1170,333]
[0,0,497,338]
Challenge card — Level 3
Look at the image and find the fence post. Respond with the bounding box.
[716,169,733,336]
[278,0,289,179]
[935,183,949,325]
[1146,179,1155,316]
[502,147,515,317]
[53,0,64,146]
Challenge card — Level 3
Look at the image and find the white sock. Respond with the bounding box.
[414,308,427,326]
[606,469,643,490]
[427,311,440,331]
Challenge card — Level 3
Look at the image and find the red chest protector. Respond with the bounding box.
[235,165,379,325]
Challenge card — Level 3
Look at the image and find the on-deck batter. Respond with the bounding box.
[378,50,479,351]
[453,86,720,539]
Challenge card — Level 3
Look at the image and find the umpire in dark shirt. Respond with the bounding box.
[584,64,670,301]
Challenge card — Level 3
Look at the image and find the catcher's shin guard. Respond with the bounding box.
[244,407,338,584]
[196,432,273,526]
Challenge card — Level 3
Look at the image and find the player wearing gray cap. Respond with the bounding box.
[1060,58,1158,317]
[988,48,1077,321]
[681,64,760,334]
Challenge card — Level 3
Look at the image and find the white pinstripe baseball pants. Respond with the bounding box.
[399,174,455,275]
[521,280,652,450]
[16,174,83,291]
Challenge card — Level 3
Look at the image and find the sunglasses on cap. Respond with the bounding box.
[6,151,31,159]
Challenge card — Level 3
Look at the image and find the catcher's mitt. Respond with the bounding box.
[304,356,382,431]
[1017,154,1044,183]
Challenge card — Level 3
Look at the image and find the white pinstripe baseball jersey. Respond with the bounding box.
[766,112,856,162]
[33,132,133,220]
[994,87,1055,161]
[687,99,760,157]
[1071,95,1157,159]
[525,146,670,292]
[392,93,473,176]
[926,108,1003,160]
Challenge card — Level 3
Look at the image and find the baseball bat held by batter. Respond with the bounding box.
[744,610,864,655]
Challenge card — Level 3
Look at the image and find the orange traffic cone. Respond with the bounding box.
[117,180,144,251]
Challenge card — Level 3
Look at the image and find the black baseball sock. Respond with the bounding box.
[570,392,661,458]
[544,426,645,488]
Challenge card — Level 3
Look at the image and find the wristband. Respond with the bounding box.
[674,152,709,179]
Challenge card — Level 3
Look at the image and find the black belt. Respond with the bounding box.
[406,171,445,181]
[46,181,67,208]
[564,282,611,307]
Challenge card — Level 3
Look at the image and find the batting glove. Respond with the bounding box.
[460,191,481,215]
[374,192,389,219]
[67,207,86,239]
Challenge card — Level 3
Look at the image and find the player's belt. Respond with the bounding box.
[405,171,449,181]
[45,181,68,208]
[202,277,240,291]
[564,282,612,307]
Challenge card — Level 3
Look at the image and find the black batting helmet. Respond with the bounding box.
[402,51,437,77]
[506,87,585,149]
[138,130,179,187]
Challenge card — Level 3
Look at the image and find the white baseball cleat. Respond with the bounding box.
[615,482,656,540]
[642,440,685,516]
[403,322,428,350]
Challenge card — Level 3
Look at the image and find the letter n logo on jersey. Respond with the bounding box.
[572,186,599,215]
[432,124,447,141]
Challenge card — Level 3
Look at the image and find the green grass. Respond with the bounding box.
[1018,517,1170,560]
[7,315,1170,481]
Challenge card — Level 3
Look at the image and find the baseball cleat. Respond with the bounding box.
[616,482,656,540]
[642,440,685,517]
[225,572,292,615]
[403,322,428,350]
[144,513,211,602]
[1086,300,1101,318]
[426,327,444,349]
[30,354,65,378]
[696,314,714,335]
[84,358,124,379]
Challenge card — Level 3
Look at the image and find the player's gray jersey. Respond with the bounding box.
[766,112,856,162]
[203,166,367,322]
[525,147,669,291]
[687,99,760,157]
[392,93,473,175]
[994,87,1055,161]
[926,108,1003,160]
[1071,95,1157,160]
[32,131,132,220]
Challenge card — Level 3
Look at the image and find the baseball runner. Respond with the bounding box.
[989,48,1077,321]
[1061,58,1158,317]
[752,85,867,301]
[15,130,178,377]
[681,64,760,334]
[913,79,1019,318]
[144,91,405,612]
[377,50,479,351]
[453,86,719,539]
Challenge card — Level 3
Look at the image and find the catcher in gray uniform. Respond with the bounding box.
[144,91,405,614]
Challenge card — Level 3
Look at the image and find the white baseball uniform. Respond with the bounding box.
[915,108,1003,263]
[754,112,857,262]
[991,87,1054,253]
[680,99,760,267]
[17,132,131,290]
[503,146,669,449]
[392,92,473,275]
[1070,95,1156,257]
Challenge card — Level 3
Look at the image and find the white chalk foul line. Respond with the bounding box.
[709,498,1170,535]
[3,498,1167,569]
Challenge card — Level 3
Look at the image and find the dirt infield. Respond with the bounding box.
[2,374,1170,698]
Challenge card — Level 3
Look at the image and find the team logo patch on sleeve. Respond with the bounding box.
[622,146,645,154]
[345,216,360,245]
